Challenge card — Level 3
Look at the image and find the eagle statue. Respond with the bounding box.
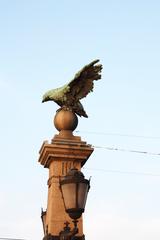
[42,59,102,118]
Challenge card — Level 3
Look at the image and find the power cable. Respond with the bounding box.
[83,167,160,177]
[0,238,26,240]
[93,145,160,157]
[76,130,160,140]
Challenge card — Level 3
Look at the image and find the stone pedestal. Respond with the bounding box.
[38,110,93,239]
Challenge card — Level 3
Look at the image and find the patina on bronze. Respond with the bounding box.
[42,59,102,118]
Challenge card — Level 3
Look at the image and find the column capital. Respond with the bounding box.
[38,134,94,168]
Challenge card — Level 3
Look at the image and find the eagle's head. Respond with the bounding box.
[42,93,50,103]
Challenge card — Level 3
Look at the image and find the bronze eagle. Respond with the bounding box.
[42,59,102,117]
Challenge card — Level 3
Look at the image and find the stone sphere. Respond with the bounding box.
[54,109,78,132]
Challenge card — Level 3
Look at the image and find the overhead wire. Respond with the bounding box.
[79,131,160,176]
[75,130,160,140]
[75,130,160,156]
[93,145,160,157]
[76,130,160,176]
[83,167,160,177]
[0,238,26,240]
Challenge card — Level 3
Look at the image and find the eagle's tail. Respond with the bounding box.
[73,101,88,118]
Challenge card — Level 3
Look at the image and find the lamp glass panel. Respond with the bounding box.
[61,183,76,209]
[78,183,89,209]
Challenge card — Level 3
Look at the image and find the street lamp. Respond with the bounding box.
[41,209,47,235]
[59,168,90,239]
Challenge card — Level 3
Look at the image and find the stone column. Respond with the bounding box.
[38,109,93,239]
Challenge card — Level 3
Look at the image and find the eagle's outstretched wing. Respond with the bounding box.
[66,59,102,103]
[42,59,102,118]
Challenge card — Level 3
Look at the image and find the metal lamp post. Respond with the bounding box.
[41,209,47,235]
[59,168,90,240]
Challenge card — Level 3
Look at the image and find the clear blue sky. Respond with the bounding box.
[0,1,160,239]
